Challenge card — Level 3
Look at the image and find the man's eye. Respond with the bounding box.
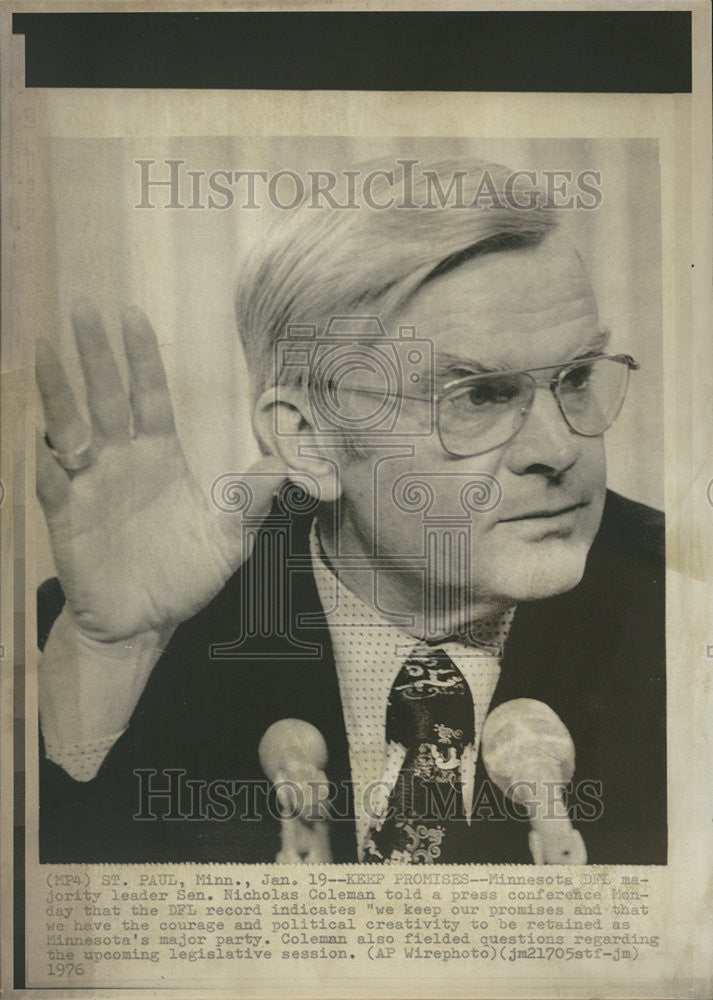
[462,378,520,407]
[562,364,593,391]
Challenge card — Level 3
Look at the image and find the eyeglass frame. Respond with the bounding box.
[335,352,639,459]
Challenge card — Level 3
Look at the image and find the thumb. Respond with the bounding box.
[243,455,289,517]
[211,456,287,530]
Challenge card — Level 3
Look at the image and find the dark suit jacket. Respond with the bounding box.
[39,489,666,864]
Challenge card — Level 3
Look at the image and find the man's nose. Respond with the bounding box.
[504,385,581,478]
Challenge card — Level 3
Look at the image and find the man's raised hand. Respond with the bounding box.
[36,302,285,642]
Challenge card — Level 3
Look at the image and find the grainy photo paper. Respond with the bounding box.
[1,4,712,999]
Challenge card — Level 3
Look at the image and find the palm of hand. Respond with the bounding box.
[45,435,243,640]
[36,302,285,643]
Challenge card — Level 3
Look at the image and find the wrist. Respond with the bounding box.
[63,606,172,657]
[39,608,176,752]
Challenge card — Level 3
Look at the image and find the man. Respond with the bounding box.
[37,158,666,865]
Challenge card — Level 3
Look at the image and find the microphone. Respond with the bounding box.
[258,719,332,863]
[481,699,587,865]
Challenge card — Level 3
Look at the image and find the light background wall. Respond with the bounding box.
[37,137,663,578]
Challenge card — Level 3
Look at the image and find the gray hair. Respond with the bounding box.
[234,157,558,407]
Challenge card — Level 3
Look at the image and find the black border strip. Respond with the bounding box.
[12,11,692,92]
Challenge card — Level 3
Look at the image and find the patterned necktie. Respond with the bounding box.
[364,647,474,864]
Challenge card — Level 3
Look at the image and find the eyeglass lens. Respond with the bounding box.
[439,357,631,457]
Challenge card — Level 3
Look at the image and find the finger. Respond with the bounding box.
[121,306,176,436]
[36,337,92,456]
[71,299,131,443]
[35,430,71,515]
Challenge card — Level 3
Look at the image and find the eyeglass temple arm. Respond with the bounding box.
[329,353,640,402]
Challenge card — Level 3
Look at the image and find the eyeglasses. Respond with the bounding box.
[342,353,639,458]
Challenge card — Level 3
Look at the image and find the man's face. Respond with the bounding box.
[331,234,608,619]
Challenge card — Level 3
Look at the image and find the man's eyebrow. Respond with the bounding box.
[575,327,611,358]
[433,353,495,379]
[432,328,613,383]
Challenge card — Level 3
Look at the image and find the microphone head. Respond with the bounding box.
[481,699,576,803]
[258,719,328,782]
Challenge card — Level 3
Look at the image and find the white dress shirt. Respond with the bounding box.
[310,523,515,858]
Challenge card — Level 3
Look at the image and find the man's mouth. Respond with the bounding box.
[498,501,588,523]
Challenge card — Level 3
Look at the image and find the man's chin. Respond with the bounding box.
[487,539,591,604]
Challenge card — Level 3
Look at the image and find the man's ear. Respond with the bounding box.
[253,384,342,503]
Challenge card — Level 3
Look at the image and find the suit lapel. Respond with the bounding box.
[246,509,357,861]
[468,512,632,863]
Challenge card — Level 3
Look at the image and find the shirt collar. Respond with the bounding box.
[309,519,515,655]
